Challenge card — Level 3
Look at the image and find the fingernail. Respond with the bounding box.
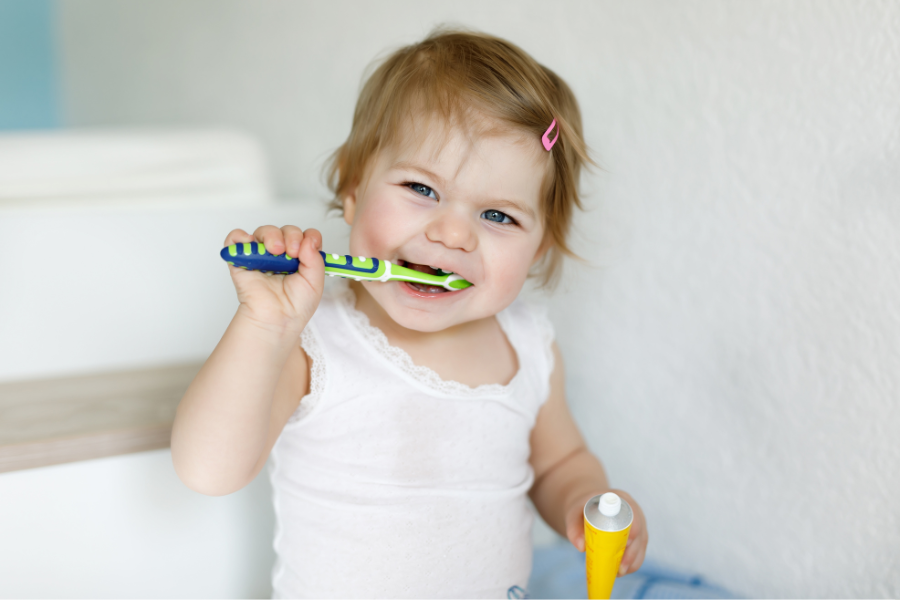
[618,563,628,576]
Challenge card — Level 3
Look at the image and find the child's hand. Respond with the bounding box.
[565,489,648,576]
[224,225,325,334]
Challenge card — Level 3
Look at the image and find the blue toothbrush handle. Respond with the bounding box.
[220,242,305,273]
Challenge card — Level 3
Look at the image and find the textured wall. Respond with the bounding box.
[56,1,900,597]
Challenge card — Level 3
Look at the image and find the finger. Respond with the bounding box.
[281,225,303,259]
[224,228,254,247]
[619,531,646,575]
[630,545,647,573]
[620,543,646,576]
[628,527,640,545]
[301,228,323,255]
[296,228,324,287]
[566,511,585,552]
[253,225,286,255]
[620,543,637,575]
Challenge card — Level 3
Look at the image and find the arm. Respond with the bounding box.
[528,342,648,575]
[170,310,308,496]
[170,225,324,496]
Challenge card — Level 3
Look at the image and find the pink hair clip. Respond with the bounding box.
[542,118,559,151]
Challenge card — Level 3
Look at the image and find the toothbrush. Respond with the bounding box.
[220,242,472,291]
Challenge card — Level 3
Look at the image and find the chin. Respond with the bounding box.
[393,317,450,333]
[383,303,461,333]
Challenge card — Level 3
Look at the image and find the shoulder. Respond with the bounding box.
[500,297,556,372]
[502,297,555,337]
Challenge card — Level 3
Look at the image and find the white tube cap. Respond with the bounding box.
[599,492,621,517]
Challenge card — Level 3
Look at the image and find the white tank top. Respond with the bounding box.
[269,281,555,598]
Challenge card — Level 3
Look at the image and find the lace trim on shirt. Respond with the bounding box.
[334,283,514,398]
[291,324,326,422]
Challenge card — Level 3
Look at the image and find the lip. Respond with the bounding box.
[396,257,470,282]
[398,280,471,300]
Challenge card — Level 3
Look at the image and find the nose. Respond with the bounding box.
[424,208,478,252]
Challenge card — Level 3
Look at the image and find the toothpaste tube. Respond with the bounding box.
[584,492,633,599]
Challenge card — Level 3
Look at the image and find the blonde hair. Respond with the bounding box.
[325,27,593,287]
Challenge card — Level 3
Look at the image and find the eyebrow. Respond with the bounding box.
[391,161,538,221]
[486,198,537,221]
[391,162,447,187]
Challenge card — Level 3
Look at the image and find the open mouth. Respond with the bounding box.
[400,260,454,294]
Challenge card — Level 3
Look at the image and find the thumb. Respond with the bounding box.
[566,510,586,553]
[296,229,324,287]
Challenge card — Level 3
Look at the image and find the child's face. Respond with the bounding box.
[343,116,550,333]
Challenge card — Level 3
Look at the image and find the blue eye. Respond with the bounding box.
[482,209,514,224]
[407,182,437,199]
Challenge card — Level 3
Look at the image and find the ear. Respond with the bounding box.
[342,185,358,226]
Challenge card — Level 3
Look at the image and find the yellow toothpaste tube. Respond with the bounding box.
[584,492,633,599]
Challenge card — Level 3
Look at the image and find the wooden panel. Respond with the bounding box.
[0,362,202,473]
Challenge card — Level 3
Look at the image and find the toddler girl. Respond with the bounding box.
[172,29,648,598]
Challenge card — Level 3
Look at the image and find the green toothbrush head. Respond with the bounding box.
[385,262,473,291]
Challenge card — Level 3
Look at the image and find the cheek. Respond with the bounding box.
[350,194,415,255]
[484,237,540,294]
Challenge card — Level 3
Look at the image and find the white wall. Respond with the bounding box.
[0,203,347,383]
[53,1,900,597]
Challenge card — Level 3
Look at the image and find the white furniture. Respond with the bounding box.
[0,129,343,598]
